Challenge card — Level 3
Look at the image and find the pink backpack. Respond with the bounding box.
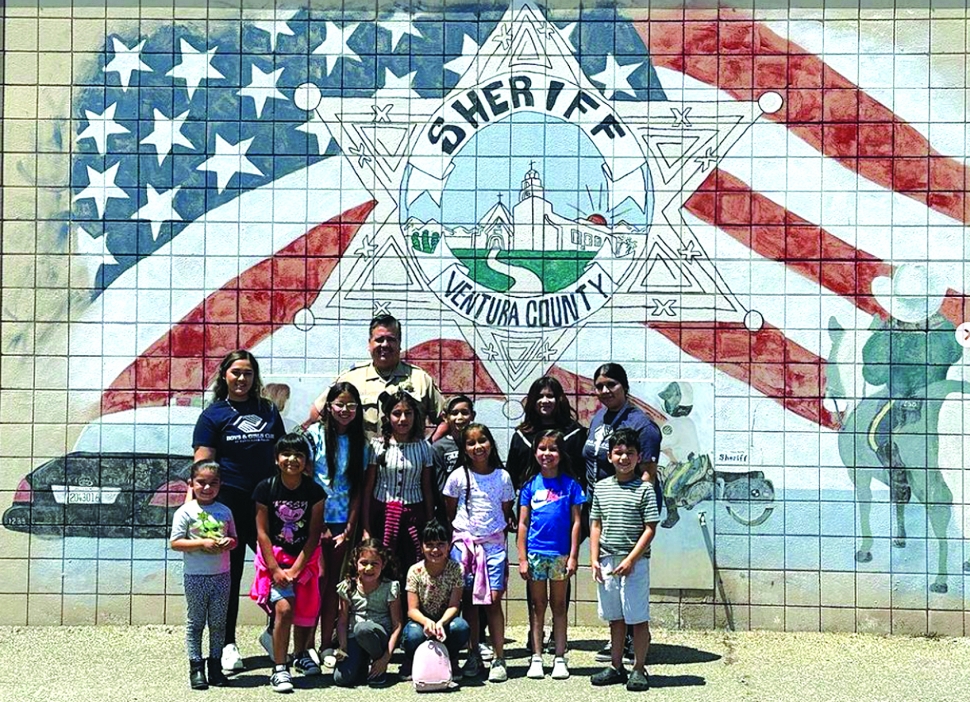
[411,640,456,692]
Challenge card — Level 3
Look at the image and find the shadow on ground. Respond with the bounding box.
[566,638,721,665]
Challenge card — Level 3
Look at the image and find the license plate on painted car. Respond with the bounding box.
[51,485,122,505]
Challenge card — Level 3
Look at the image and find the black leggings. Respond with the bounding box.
[217,486,258,646]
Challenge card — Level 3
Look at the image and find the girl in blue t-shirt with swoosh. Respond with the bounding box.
[516,430,585,681]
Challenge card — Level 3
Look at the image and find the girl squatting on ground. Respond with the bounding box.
[516,430,586,680]
[170,460,238,690]
[334,539,403,687]
[444,423,516,683]
[251,434,326,693]
[402,520,470,680]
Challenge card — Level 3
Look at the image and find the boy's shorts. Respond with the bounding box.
[451,543,508,593]
[596,555,650,625]
[527,553,569,581]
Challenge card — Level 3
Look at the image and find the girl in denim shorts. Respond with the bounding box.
[516,430,585,680]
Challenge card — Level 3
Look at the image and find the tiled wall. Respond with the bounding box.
[2,1,969,635]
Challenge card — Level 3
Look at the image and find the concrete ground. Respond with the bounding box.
[1,625,968,702]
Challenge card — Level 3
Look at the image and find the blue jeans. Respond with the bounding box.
[402,617,470,667]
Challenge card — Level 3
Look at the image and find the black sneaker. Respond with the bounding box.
[270,665,294,693]
[627,669,651,692]
[590,666,628,687]
[368,672,388,687]
[293,651,321,676]
[595,641,634,664]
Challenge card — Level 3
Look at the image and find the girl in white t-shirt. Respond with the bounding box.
[444,423,515,683]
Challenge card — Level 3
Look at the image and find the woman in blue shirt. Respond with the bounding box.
[582,363,662,493]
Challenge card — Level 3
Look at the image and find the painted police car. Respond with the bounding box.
[2,407,198,538]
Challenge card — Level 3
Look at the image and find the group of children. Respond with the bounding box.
[171,388,659,693]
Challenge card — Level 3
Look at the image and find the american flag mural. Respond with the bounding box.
[2,2,969,630]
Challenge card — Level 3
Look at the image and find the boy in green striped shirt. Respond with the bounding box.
[588,428,660,692]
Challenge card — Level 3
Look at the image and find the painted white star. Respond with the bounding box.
[554,22,578,50]
[237,64,287,119]
[590,54,643,100]
[166,38,225,99]
[443,35,480,79]
[312,21,361,77]
[251,9,298,52]
[376,67,421,102]
[73,162,129,219]
[76,102,130,156]
[196,134,263,193]
[73,225,118,271]
[103,36,152,91]
[140,108,195,165]
[295,115,333,156]
[378,11,424,50]
[132,184,183,241]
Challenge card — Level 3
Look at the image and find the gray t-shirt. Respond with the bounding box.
[336,578,400,636]
[431,435,460,492]
[170,500,237,576]
[589,476,660,559]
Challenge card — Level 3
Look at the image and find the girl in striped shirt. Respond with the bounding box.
[362,390,435,576]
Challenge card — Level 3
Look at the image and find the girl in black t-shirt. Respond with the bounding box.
[252,434,326,693]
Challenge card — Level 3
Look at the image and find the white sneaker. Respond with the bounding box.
[478,642,494,662]
[221,643,245,672]
[526,655,544,679]
[487,657,508,683]
[320,648,337,670]
[551,656,570,680]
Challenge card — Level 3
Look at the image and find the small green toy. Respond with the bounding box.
[194,511,226,540]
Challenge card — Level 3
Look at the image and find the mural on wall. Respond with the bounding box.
[2,2,969,628]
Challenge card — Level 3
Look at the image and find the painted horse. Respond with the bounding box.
[828,319,969,593]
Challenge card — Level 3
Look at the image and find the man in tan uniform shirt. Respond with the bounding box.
[307,314,445,437]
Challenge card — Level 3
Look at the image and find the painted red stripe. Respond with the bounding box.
[687,168,969,327]
[101,200,376,415]
[404,338,506,398]
[651,321,840,430]
[687,168,892,317]
[639,12,970,225]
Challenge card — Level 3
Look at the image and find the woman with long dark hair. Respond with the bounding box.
[192,349,286,673]
[506,376,587,490]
